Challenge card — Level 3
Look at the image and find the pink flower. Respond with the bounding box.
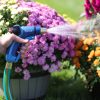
[84,0,93,18]
[39,36,46,44]
[84,0,100,18]
[92,0,100,12]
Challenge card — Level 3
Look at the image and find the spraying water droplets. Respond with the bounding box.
[47,24,97,38]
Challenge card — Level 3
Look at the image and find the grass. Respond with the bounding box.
[34,0,84,21]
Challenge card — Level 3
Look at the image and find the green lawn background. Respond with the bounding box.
[34,0,84,21]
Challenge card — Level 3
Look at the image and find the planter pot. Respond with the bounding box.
[0,71,50,100]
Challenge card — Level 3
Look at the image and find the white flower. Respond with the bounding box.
[11,9,18,15]
[23,17,28,21]
[0,30,2,34]
[0,15,3,19]
[8,4,18,10]
[17,7,30,12]
[11,15,15,18]
[0,5,6,10]
[6,22,9,25]
[0,20,4,26]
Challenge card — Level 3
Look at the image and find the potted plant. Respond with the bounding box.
[0,0,76,99]
[72,0,100,100]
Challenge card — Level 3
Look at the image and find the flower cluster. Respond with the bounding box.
[72,38,100,68]
[84,0,100,18]
[18,1,66,27]
[0,1,28,35]
[70,0,100,90]
[8,1,76,80]
[72,37,100,88]
[20,34,75,75]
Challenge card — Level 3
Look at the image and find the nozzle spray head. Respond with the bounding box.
[8,25,20,35]
[9,25,47,35]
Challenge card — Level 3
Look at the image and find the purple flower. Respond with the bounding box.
[43,64,49,71]
[57,61,61,67]
[38,56,46,65]
[61,51,68,59]
[27,58,33,64]
[42,43,48,51]
[46,51,53,58]
[48,68,54,73]
[49,46,54,53]
[59,43,66,50]
[69,50,75,57]
[15,67,22,73]
[51,55,56,62]
[51,64,58,70]
[22,63,28,68]
[49,64,58,72]
[39,36,47,44]
[23,74,31,80]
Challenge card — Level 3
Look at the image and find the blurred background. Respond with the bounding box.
[34,0,84,21]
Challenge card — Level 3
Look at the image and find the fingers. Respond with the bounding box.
[12,34,29,44]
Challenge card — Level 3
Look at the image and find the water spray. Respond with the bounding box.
[47,24,98,38]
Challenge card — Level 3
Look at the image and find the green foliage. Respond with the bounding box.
[0,3,28,35]
[45,69,92,100]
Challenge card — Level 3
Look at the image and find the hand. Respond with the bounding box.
[0,33,29,53]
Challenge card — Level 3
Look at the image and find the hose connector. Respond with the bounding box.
[41,28,47,33]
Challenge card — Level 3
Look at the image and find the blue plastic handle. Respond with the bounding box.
[6,25,41,62]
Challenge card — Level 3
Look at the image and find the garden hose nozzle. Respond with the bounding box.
[9,25,47,35]
[6,25,47,63]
